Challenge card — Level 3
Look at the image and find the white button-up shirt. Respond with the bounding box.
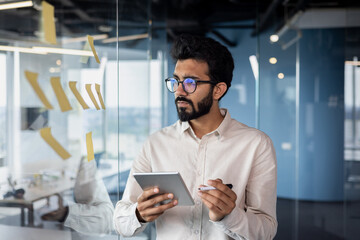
[113,109,277,240]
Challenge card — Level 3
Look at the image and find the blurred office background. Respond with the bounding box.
[0,0,359,239]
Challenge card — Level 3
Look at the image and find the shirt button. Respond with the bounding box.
[196,201,201,205]
[194,230,199,234]
[197,171,201,176]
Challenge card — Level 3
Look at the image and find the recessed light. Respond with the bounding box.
[98,25,113,33]
[270,34,279,43]
[269,57,277,64]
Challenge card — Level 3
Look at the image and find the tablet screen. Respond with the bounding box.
[133,172,195,206]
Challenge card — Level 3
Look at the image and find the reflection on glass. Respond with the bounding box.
[41,157,114,235]
[0,53,6,168]
[344,58,360,239]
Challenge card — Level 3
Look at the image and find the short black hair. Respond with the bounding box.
[170,34,234,100]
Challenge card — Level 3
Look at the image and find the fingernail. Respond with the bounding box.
[197,191,202,196]
[154,188,159,193]
[173,200,178,205]
[168,194,173,199]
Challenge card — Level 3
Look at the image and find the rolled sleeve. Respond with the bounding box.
[113,201,148,237]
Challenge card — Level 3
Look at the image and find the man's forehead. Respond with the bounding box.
[174,59,209,76]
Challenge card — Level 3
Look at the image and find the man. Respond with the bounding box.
[113,34,277,240]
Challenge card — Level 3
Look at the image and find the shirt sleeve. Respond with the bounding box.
[65,201,114,235]
[212,134,278,240]
[64,159,114,235]
[113,141,152,237]
[113,200,148,236]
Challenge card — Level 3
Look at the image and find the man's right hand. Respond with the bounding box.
[136,187,178,222]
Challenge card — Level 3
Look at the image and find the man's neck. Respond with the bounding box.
[189,106,224,139]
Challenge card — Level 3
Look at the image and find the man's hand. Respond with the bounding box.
[41,206,69,222]
[198,179,237,222]
[136,187,178,222]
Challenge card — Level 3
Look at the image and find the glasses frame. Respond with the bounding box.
[165,77,217,94]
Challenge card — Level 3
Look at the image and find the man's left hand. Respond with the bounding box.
[198,179,237,221]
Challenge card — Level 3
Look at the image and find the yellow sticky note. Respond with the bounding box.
[25,71,53,110]
[50,77,72,112]
[85,84,100,110]
[40,127,71,160]
[87,35,100,64]
[86,132,95,162]
[95,84,105,109]
[42,1,57,44]
[69,81,89,109]
[80,41,90,64]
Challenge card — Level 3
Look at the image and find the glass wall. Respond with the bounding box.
[0,0,165,239]
[344,26,360,240]
[258,26,298,239]
[257,6,360,240]
[0,53,6,169]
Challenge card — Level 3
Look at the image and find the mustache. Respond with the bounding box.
[175,96,192,104]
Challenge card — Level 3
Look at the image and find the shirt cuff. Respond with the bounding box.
[130,202,148,229]
[210,207,247,240]
[114,202,148,236]
[64,203,80,230]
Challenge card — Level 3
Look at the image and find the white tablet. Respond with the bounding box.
[133,172,195,206]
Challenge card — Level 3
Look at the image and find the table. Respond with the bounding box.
[0,224,72,239]
[0,177,75,226]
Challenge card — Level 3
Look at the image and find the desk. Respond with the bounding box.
[0,224,72,239]
[0,177,75,226]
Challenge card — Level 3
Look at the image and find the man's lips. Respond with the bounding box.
[177,101,189,107]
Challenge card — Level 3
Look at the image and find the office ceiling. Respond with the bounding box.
[0,0,359,45]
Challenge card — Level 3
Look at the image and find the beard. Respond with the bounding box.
[175,88,213,122]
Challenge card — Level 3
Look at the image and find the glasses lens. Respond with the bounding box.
[183,78,196,93]
[166,78,178,92]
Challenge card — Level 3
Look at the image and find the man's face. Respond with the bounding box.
[173,59,214,121]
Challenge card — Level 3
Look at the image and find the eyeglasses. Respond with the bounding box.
[165,77,217,94]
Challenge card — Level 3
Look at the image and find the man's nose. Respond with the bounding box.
[175,82,187,96]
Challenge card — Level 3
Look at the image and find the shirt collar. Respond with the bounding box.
[177,119,191,134]
[215,108,231,138]
[176,108,231,139]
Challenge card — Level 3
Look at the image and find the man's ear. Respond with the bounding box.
[213,82,227,100]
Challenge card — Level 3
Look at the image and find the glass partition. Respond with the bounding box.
[258,26,298,240]
[258,5,360,240]
[0,0,166,239]
[0,53,6,169]
[344,27,360,240]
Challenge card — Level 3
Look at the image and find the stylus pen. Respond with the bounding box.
[198,184,233,191]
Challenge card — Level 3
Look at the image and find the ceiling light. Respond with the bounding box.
[278,73,284,79]
[0,45,47,55]
[270,35,279,43]
[0,45,94,56]
[98,25,113,33]
[32,47,93,56]
[49,67,60,73]
[62,34,108,44]
[0,0,33,10]
[269,57,277,64]
[102,33,149,43]
[345,61,360,66]
[249,55,259,81]
[270,11,304,48]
